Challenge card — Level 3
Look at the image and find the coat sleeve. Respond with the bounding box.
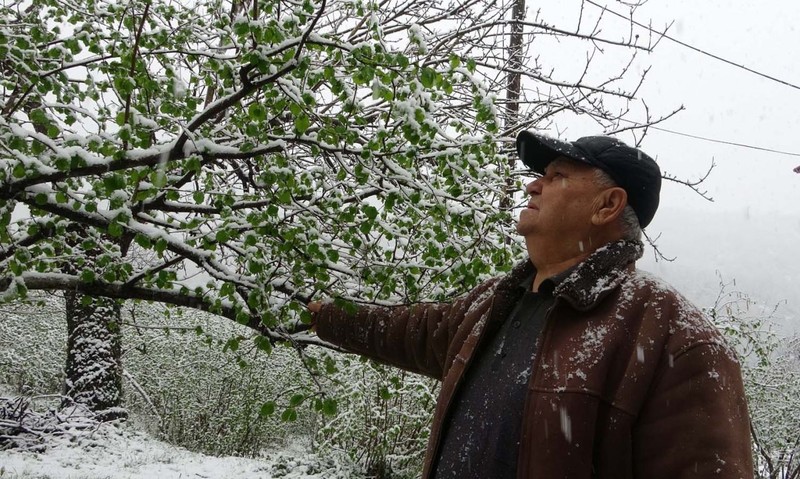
[314,279,498,380]
[633,339,754,479]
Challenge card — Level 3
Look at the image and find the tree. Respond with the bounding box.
[62,293,125,420]
[708,282,800,479]
[748,338,800,479]
[0,0,672,343]
[53,223,126,419]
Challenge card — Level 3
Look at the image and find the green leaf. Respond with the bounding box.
[294,114,311,134]
[420,67,436,88]
[281,407,298,422]
[363,205,379,220]
[259,401,276,418]
[215,230,230,243]
[449,54,461,69]
[384,193,396,210]
[103,174,126,192]
[324,356,337,374]
[80,269,96,282]
[223,337,240,353]
[233,20,249,36]
[12,164,26,178]
[155,238,168,254]
[353,66,374,85]
[326,249,340,263]
[248,260,263,274]
[396,54,409,68]
[322,398,338,416]
[108,222,123,237]
[151,170,167,188]
[134,234,152,249]
[254,335,272,354]
[247,289,261,309]
[235,310,250,324]
[248,103,266,121]
[114,75,136,95]
[186,156,202,173]
[54,157,70,171]
[379,386,392,400]
[30,109,47,124]
[8,260,22,276]
[289,394,305,407]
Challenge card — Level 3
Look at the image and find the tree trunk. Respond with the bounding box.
[501,0,526,240]
[62,293,126,421]
[505,0,525,131]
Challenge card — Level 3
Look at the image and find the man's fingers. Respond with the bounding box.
[307,301,322,314]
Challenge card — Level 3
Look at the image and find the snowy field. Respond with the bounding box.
[0,422,355,479]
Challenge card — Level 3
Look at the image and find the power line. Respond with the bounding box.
[585,0,800,92]
[643,124,800,158]
[584,2,800,165]
[607,116,800,158]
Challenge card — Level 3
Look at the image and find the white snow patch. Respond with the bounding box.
[0,423,355,478]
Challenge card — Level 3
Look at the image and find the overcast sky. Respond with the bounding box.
[528,1,800,335]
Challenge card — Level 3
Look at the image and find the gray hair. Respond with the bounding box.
[593,169,642,241]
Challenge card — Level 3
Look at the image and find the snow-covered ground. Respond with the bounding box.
[0,422,355,479]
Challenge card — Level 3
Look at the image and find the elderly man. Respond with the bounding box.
[311,132,753,478]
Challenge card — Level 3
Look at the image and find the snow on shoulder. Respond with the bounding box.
[624,270,737,359]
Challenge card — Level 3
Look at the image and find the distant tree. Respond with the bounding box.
[0,0,672,343]
[708,283,800,479]
[748,337,800,479]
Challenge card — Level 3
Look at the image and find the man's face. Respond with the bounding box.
[516,157,605,242]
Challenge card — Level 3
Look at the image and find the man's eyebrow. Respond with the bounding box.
[546,159,570,171]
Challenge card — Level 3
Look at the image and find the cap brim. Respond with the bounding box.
[516,131,593,174]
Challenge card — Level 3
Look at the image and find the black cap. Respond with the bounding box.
[516,131,662,228]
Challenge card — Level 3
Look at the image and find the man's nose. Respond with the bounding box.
[525,178,542,196]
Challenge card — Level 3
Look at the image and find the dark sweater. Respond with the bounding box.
[433,276,558,478]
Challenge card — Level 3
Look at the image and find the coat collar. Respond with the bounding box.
[500,239,644,312]
[554,239,644,311]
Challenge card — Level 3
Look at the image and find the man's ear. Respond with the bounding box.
[591,187,627,226]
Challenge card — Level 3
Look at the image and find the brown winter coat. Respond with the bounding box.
[315,240,754,478]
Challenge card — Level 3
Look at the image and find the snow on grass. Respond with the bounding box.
[0,421,356,479]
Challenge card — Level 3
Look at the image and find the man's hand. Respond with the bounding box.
[307,301,322,314]
[307,301,322,331]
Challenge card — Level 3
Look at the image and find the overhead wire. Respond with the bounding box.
[618,121,800,158]
[585,0,800,92]
[582,1,800,166]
